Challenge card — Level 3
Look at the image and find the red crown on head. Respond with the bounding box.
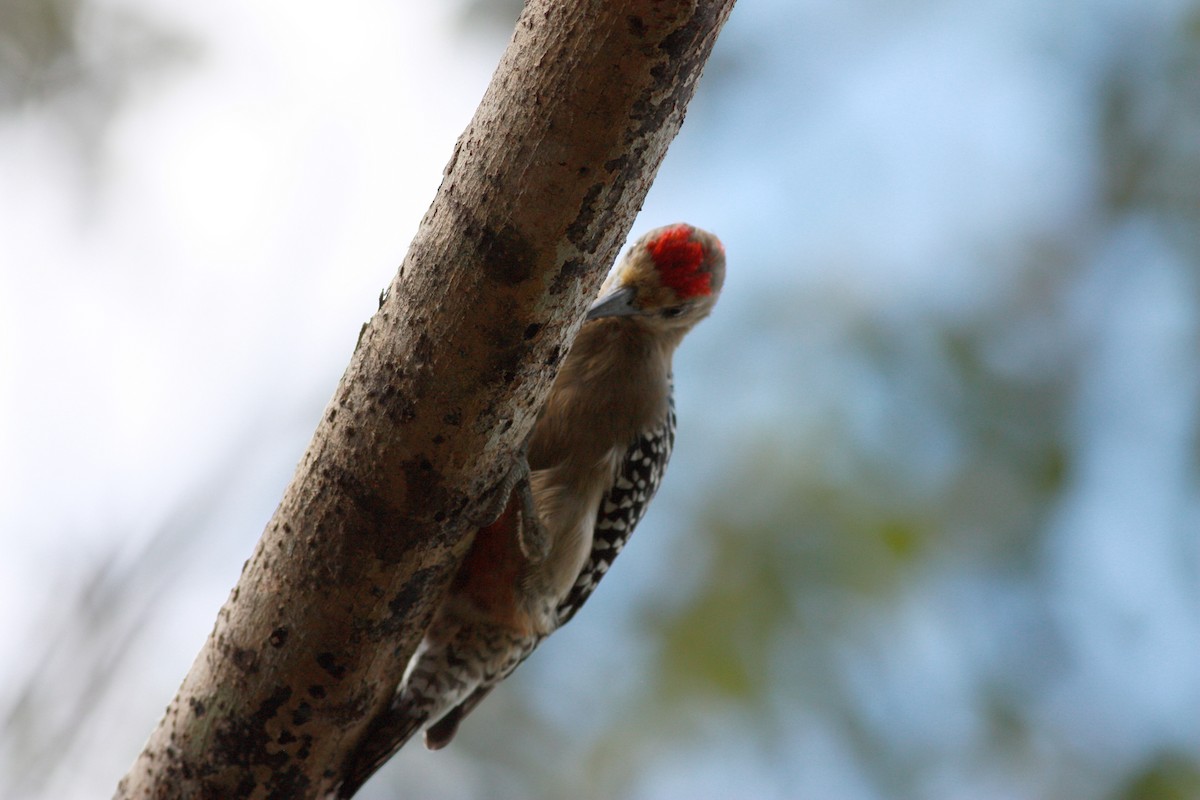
[646,224,712,300]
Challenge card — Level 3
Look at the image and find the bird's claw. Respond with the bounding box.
[514,469,550,562]
[471,439,549,563]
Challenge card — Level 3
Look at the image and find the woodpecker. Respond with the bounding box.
[337,223,724,797]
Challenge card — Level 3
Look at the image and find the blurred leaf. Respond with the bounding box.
[1119,754,1200,800]
[878,519,922,560]
[0,0,195,170]
[0,0,78,106]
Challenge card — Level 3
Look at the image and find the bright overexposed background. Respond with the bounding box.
[3,1,1200,798]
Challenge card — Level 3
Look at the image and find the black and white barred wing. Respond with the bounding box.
[555,398,676,627]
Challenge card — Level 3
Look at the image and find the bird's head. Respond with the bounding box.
[586,223,725,330]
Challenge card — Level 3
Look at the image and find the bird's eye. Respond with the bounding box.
[662,306,686,319]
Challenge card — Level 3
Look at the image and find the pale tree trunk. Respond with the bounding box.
[115,0,735,797]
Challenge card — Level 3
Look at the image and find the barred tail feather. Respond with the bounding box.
[334,704,426,799]
[335,622,537,796]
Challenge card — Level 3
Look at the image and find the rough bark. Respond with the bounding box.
[115,0,735,797]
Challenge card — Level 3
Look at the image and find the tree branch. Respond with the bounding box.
[115,0,735,796]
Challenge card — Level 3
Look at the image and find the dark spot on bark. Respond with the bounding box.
[523,322,542,340]
[388,567,440,619]
[659,16,696,59]
[604,155,629,174]
[189,697,206,718]
[297,734,314,761]
[339,456,452,564]
[326,408,336,422]
[255,684,293,723]
[413,332,434,367]
[443,409,463,426]
[433,434,445,444]
[434,510,446,523]
[367,566,443,640]
[264,764,310,799]
[485,334,526,390]
[308,685,327,699]
[390,395,416,425]
[268,627,288,648]
[316,652,347,680]
[366,377,416,425]
[567,183,606,248]
[211,684,293,780]
[545,345,565,367]
[321,462,412,564]
[551,257,589,296]
[234,776,257,797]
[627,15,646,37]
[323,686,377,727]
[291,702,313,726]
[479,222,536,285]
[278,730,297,745]
[228,646,259,675]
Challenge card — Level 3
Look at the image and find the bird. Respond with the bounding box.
[336,222,725,797]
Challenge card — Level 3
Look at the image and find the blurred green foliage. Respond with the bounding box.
[0,0,192,161]
[1120,755,1200,800]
